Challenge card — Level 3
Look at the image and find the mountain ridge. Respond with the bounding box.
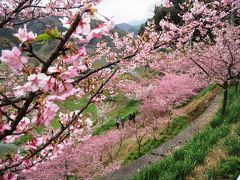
[116,23,141,35]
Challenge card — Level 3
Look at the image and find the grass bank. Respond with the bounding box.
[93,93,139,135]
[124,84,218,164]
[132,86,240,180]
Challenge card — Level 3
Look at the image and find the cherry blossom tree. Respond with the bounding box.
[139,0,240,117]
[182,25,240,116]
[120,72,207,120]
[0,0,124,177]
[0,0,102,28]
[0,0,164,177]
[0,0,240,178]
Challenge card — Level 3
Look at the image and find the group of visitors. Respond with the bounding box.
[115,112,136,129]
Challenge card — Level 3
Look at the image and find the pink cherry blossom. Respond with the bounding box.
[163,0,173,8]
[14,24,37,43]
[59,17,71,29]
[0,47,28,71]
[3,171,18,180]
[182,13,193,22]
[222,0,231,5]
[63,47,87,67]
[60,66,78,80]
[76,16,91,35]
[85,117,93,128]
[14,85,30,97]
[0,123,11,133]
[60,16,91,36]
[25,73,51,92]
[87,18,115,41]
[34,101,59,126]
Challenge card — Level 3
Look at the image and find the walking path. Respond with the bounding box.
[101,94,222,180]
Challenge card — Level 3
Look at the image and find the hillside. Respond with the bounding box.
[116,23,141,35]
[0,16,63,52]
[0,17,124,53]
[126,19,147,26]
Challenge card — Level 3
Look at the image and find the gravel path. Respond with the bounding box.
[101,94,222,180]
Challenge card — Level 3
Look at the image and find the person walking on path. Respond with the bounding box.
[120,117,125,127]
[132,112,136,124]
[128,113,133,125]
[116,116,121,129]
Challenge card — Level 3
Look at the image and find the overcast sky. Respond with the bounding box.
[97,0,162,24]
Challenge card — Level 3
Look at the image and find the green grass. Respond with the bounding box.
[132,86,240,180]
[206,119,240,180]
[206,156,240,179]
[134,66,160,80]
[124,116,188,164]
[206,123,240,179]
[51,96,99,129]
[60,96,98,123]
[119,66,160,81]
[236,126,240,136]
[14,134,32,146]
[133,125,230,180]
[93,93,139,135]
[223,136,240,156]
[193,84,217,100]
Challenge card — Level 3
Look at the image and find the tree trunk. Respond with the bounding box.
[221,82,228,118]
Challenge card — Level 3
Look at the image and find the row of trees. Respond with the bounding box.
[0,0,239,178]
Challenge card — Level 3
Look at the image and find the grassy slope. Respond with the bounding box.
[123,116,188,164]
[100,84,218,167]
[133,86,240,180]
[124,84,218,164]
[187,120,240,179]
[93,92,139,135]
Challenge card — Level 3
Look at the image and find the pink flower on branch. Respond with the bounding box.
[25,73,51,92]
[0,47,28,72]
[0,123,11,133]
[60,16,91,36]
[59,17,71,29]
[163,0,173,8]
[87,18,115,41]
[14,73,52,96]
[222,0,231,5]
[14,24,37,43]
[76,17,91,35]
[34,100,59,126]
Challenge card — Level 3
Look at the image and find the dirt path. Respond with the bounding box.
[101,94,222,180]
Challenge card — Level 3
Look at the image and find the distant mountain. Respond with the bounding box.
[0,17,124,55]
[116,23,141,35]
[0,16,64,52]
[125,19,147,26]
